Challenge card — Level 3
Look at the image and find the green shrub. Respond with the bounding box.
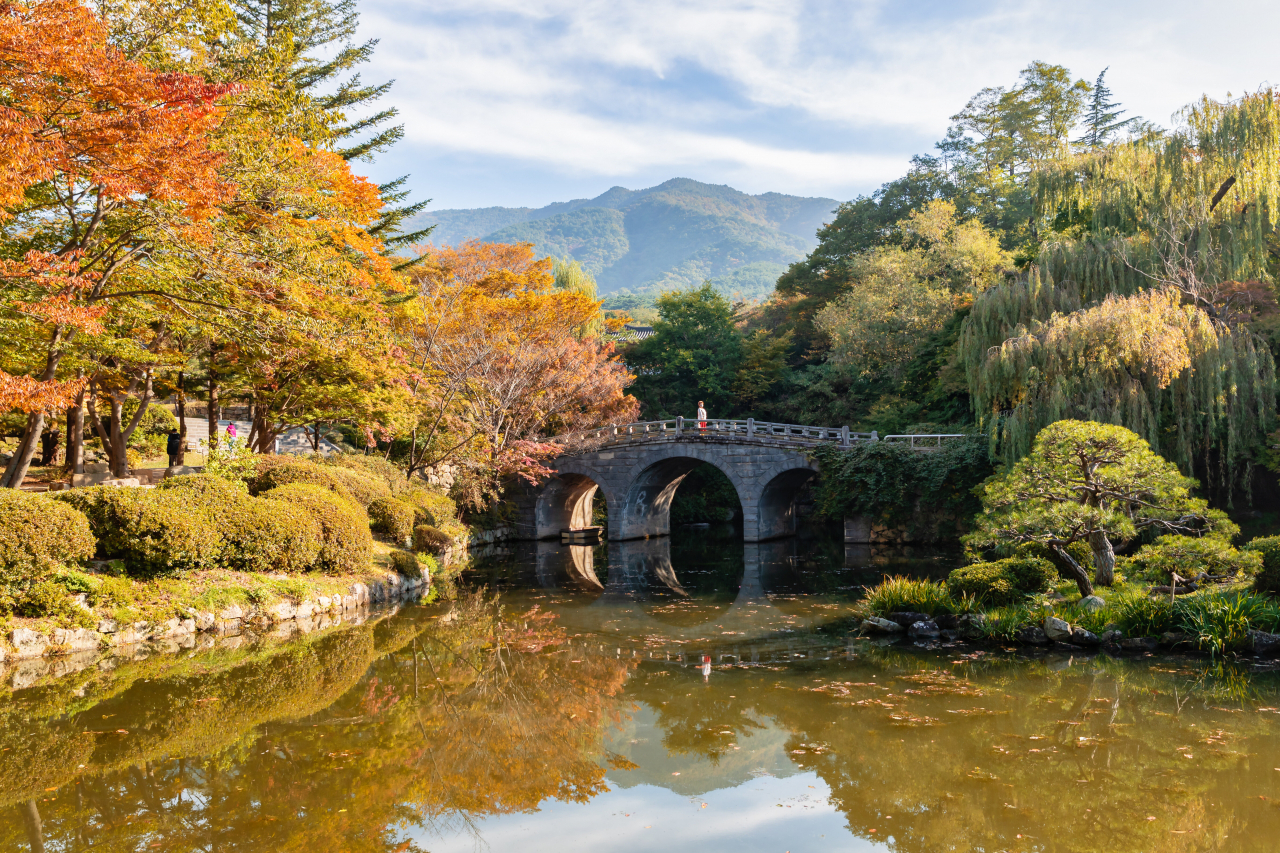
[0,489,96,598]
[403,487,466,539]
[160,474,322,573]
[370,497,416,544]
[123,400,178,435]
[16,579,96,627]
[863,576,957,617]
[389,550,428,579]
[948,563,1018,605]
[1125,535,1261,583]
[249,457,354,502]
[412,524,453,557]
[948,556,1055,605]
[53,487,221,577]
[1245,536,1280,595]
[326,466,390,508]
[326,454,409,496]
[262,484,371,574]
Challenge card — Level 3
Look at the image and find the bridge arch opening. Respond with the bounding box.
[619,456,746,541]
[755,467,817,541]
[534,472,608,540]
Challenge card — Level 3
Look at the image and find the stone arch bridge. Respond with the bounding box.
[513,418,967,543]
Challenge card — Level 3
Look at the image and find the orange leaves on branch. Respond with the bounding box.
[0,0,234,216]
[1,251,106,333]
[0,371,85,413]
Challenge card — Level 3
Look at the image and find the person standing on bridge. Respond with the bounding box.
[697,401,707,430]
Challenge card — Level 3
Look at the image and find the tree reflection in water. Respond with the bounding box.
[0,596,633,852]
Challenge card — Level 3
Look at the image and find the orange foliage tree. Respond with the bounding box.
[402,241,637,501]
[0,0,232,486]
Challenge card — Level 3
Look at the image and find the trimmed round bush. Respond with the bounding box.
[412,524,452,557]
[160,474,323,573]
[0,489,96,597]
[389,550,425,579]
[326,466,391,508]
[249,456,355,502]
[52,487,221,577]
[948,556,1055,605]
[326,454,409,496]
[1246,536,1280,595]
[948,563,1018,605]
[262,483,371,574]
[369,496,416,545]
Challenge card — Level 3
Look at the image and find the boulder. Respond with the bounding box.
[97,619,119,634]
[1016,625,1050,645]
[886,611,933,629]
[1119,637,1160,652]
[908,620,940,639]
[266,601,297,622]
[317,596,332,610]
[933,614,959,630]
[1079,595,1106,612]
[295,601,316,620]
[1160,631,1192,648]
[1249,629,1280,657]
[861,617,904,634]
[11,628,48,659]
[1099,630,1123,645]
[1068,627,1101,647]
[195,612,215,632]
[1043,616,1073,642]
[217,604,244,621]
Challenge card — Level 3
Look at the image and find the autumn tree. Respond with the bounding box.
[966,420,1211,596]
[404,242,636,501]
[0,0,233,486]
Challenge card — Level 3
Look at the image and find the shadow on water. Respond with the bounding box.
[6,529,1280,852]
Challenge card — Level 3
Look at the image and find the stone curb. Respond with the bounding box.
[3,572,429,664]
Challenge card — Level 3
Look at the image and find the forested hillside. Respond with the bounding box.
[623,64,1280,505]
[410,179,838,301]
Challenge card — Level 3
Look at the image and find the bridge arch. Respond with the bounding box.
[617,446,750,541]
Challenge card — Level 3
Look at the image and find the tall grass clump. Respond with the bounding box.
[972,603,1038,642]
[1176,591,1280,657]
[863,576,957,617]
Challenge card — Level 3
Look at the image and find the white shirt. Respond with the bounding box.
[697,407,707,420]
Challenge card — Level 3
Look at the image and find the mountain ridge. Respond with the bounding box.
[409,179,838,300]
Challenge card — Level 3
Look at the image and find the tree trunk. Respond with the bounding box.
[39,422,60,466]
[20,798,44,853]
[65,388,85,475]
[207,347,220,452]
[0,412,45,488]
[1090,530,1116,587]
[108,396,129,477]
[1052,543,1096,598]
[176,371,187,466]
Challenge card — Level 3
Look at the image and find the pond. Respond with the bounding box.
[5,526,1280,852]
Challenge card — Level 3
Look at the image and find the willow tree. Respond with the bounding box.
[961,90,1280,498]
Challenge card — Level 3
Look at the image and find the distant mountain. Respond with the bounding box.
[409,179,838,301]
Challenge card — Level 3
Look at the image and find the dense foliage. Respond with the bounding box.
[810,437,992,532]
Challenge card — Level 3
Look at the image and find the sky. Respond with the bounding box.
[352,0,1280,212]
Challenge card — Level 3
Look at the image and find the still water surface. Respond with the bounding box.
[5,527,1280,852]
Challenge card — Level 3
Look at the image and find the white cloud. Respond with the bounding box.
[356,0,1280,206]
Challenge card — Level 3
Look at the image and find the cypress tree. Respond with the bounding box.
[1074,68,1138,150]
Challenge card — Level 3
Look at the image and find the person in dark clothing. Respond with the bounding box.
[166,430,182,468]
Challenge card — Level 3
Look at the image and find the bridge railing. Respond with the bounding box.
[880,433,972,448]
[553,421,976,449]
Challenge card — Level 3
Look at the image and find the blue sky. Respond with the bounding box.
[353,0,1280,211]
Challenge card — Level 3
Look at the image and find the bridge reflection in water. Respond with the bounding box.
[529,537,861,664]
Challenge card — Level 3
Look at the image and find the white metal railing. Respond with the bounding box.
[880,433,971,448]
[553,420,977,450]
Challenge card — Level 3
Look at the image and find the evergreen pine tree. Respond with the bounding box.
[1075,68,1137,149]
[229,0,433,262]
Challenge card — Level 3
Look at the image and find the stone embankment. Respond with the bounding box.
[3,573,428,670]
